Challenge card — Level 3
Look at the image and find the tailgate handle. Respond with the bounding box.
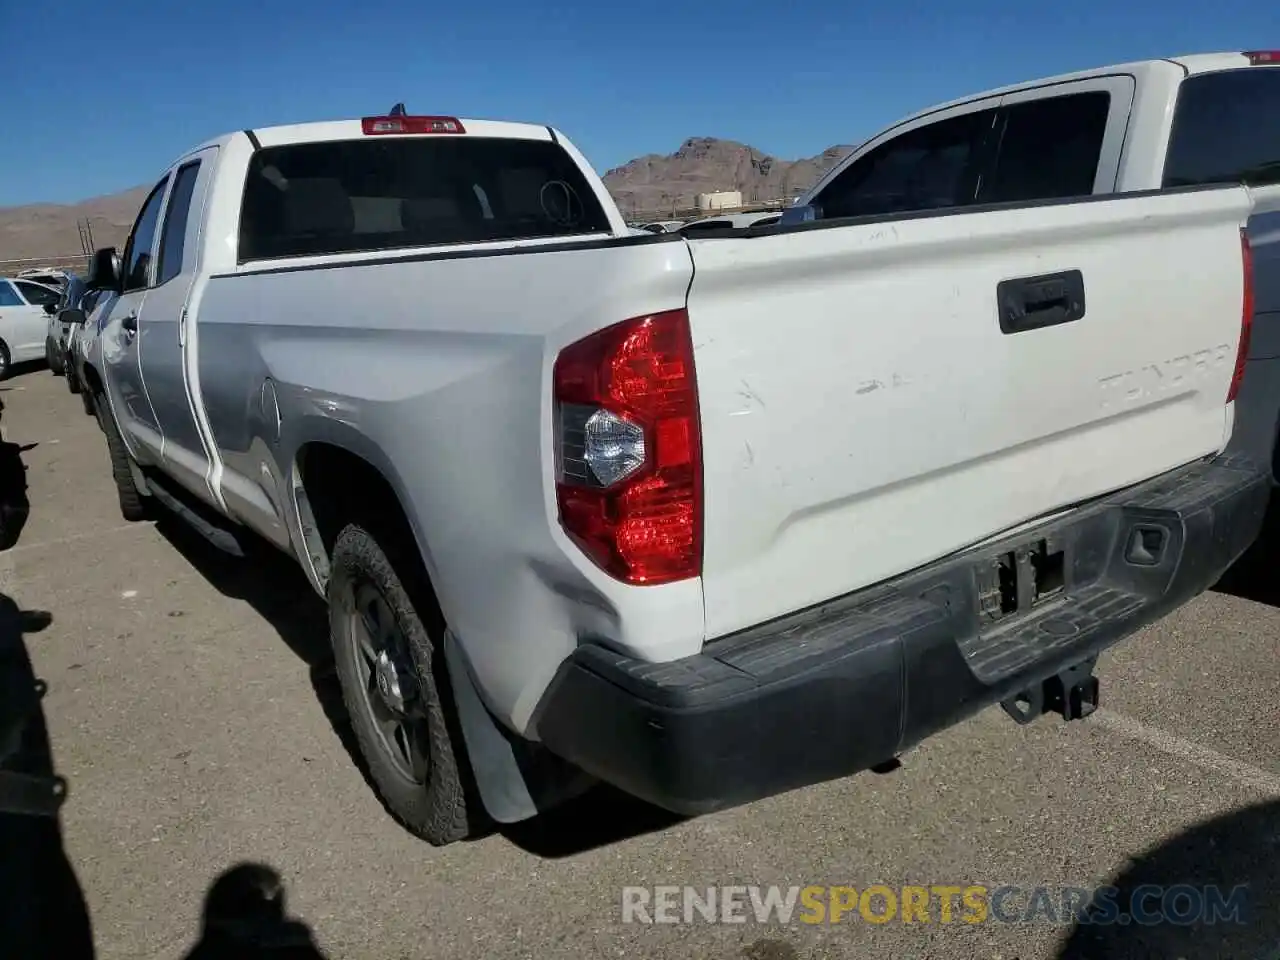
[997,270,1085,334]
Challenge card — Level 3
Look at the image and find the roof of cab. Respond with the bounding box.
[175,116,555,164]
[881,51,1265,139]
[1166,52,1259,74]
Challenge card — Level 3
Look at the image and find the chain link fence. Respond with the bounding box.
[0,255,89,278]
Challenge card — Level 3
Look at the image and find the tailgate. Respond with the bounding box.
[685,187,1253,638]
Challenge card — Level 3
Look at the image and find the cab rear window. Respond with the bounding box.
[237,136,612,262]
[1163,68,1280,187]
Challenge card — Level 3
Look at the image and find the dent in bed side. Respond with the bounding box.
[193,239,703,737]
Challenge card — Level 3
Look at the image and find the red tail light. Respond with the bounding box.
[1228,228,1254,403]
[553,309,702,585]
[361,116,466,135]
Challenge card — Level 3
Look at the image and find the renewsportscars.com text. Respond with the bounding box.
[620,884,1250,927]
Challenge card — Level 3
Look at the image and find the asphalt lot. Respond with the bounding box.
[2,361,1279,959]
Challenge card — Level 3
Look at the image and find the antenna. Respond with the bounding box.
[389,103,407,117]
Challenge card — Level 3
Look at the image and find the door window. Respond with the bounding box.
[121,178,170,293]
[0,282,25,307]
[156,161,202,285]
[979,92,1111,203]
[814,108,997,220]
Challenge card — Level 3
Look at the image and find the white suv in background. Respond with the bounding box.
[0,277,62,378]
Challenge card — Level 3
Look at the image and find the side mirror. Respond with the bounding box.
[42,303,58,316]
[61,308,88,326]
[86,247,122,292]
[779,203,822,226]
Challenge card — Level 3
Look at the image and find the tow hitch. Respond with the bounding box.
[1000,657,1100,725]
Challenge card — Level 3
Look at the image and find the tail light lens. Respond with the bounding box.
[1229,228,1254,403]
[553,309,702,585]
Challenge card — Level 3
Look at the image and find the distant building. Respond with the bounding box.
[696,191,742,212]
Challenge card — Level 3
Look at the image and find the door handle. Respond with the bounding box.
[121,313,138,334]
[996,270,1086,335]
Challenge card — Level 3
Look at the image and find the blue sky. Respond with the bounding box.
[2,0,1278,207]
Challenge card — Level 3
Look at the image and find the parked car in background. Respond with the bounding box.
[15,268,70,292]
[675,210,782,234]
[634,220,684,233]
[66,287,111,414]
[0,277,62,378]
[44,274,89,375]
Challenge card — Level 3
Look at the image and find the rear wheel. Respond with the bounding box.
[0,341,10,381]
[327,523,479,845]
[95,391,150,522]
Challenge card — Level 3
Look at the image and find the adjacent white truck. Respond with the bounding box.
[68,54,1269,845]
[783,50,1280,490]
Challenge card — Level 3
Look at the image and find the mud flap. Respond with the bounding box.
[442,631,595,824]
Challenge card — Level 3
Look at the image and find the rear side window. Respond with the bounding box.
[238,136,612,261]
[815,108,996,220]
[1163,69,1280,187]
[0,283,22,307]
[156,161,202,285]
[979,92,1111,203]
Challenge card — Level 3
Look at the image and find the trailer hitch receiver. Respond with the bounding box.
[1000,657,1099,725]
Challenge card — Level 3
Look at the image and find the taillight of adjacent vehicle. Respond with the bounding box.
[552,309,703,585]
[1228,228,1255,404]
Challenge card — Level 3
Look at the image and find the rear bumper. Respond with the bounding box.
[534,455,1270,816]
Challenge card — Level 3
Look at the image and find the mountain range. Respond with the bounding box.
[0,138,856,263]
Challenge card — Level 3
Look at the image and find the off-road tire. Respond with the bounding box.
[95,392,149,522]
[327,522,478,845]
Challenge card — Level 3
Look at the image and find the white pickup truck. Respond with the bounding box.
[69,55,1268,845]
[784,50,1280,493]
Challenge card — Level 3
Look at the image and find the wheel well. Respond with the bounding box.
[295,442,424,589]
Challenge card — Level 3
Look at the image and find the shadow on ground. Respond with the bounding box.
[153,516,684,856]
[1213,495,1280,608]
[0,623,329,959]
[1,437,327,957]
[0,595,93,959]
[1055,800,1280,958]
